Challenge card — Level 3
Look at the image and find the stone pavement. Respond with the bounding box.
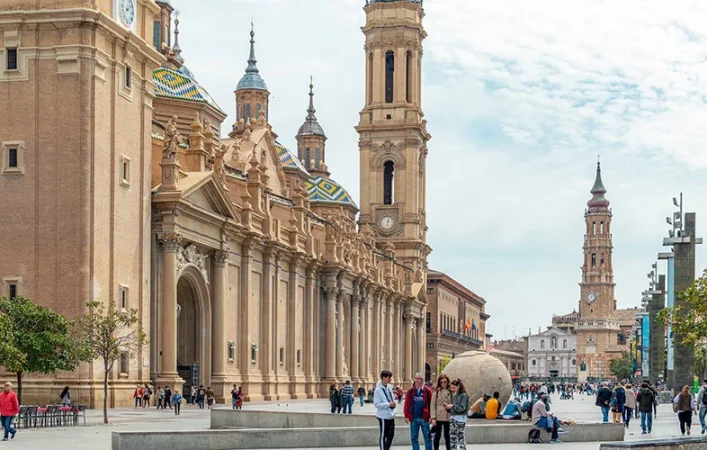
[7,393,699,449]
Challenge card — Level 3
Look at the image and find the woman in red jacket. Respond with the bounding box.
[0,382,19,441]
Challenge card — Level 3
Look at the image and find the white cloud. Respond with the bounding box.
[175,0,707,339]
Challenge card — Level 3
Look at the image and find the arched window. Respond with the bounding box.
[563,339,568,349]
[540,340,545,349]
[551,337,557,348]
[406,50,412,103]
[385,50,395,103]
[600,222,604,234]
[532,359,536,366]
[367,52,373,105]
[592,222,596,234]
[314,148,320,169]
[383,160,395,205]
[591,253,596,267]
[304,148,311,169]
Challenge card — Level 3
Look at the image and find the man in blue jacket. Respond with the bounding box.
[374,370,397,450]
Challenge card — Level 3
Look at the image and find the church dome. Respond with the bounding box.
[153,66,224,113]
[297,81,326,138]
[276,141,310,175]
[306,176,357,209]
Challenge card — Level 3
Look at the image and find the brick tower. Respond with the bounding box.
[575,162,622,380]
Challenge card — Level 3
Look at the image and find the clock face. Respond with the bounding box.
[379,215,395,232]
[586,292,597,304]
[119,0,136,27]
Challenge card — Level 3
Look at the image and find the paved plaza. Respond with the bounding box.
[7,394,694,449]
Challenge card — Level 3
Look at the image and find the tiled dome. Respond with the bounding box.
[153,67,223,113]
[306,176,357,208]
[275,141,309,175]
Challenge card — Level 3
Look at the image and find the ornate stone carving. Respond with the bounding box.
[214,250,228,265]
[159,232,183,252]
[163,116,181,160]
[177,243,209,283]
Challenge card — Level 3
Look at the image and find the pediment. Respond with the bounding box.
[182,172,238,220]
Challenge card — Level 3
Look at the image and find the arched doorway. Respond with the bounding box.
[425,363,431,383]
[176,266,210,402]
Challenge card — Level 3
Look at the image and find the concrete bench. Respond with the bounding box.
[600,436,707,450]
[112,421,624,449]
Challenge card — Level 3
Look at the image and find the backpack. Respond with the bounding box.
[702,388,707,406]
[527,428,543,444]
[521,400,532,414]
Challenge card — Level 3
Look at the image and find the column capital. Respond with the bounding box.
[159,232,183,252]
[213,250,229,265]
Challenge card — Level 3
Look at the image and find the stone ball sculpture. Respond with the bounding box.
[441,350,513,405]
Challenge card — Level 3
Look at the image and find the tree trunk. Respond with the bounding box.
[15,372,22,405]
[103,362,109,424]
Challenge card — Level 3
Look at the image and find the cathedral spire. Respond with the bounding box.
[297,78,326,138]
[173,13,184,64]
[236,22,268,91]
[587,161,610,209]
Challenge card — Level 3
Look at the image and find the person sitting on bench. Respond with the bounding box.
[532,393,567,443]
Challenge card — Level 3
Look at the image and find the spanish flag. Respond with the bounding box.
[465,319,471,331]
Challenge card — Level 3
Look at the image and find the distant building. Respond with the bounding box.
[491,338,528,379]
[425,270,489,383]
[527,327,577,379]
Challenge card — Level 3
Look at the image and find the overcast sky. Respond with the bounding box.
[174,0,707,340]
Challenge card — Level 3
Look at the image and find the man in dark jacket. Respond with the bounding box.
[404,372,433,450]
[595,382,612,423]
[636,381,656,434]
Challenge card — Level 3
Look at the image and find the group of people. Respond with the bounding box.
[328,380,369,413]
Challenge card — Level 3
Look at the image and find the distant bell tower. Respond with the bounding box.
[296,80,328,175]
[235,24,269,123]
[356,0,431,280]
[576,161,620,379]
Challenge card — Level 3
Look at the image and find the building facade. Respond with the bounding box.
[0,0,431,406]
[424,270,489,383]
[491,339,528,379]
[527,327,577,379]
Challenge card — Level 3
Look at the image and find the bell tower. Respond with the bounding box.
[576,162,621,379]
[356,0,431,278]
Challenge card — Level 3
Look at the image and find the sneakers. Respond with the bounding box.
[550,439,563,444]
[10,430,15,439]
[641,431,647,435]
[702,427,706,435]
[557,429,569,435]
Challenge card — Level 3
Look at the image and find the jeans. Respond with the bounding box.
[1,416,16,440]
[600,406,610,423]
[640,411,653,432]
[360,395,365,406]
[343,396,353,414]
[700,406,707,431]
[537,416,559,441]
[409,417,432,450]
[623,407,632,426]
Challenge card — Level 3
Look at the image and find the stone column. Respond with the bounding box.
[158,233,182,385]
[239,244,251,377]
[388,297,395,374]
[288,259,298,396]
[211,250,228,401]
[649,275,666,384]
[371,293,380,380]
[392,298,401,380]
[304,267,315,396]
[360,297,368,384]
[351,296,360,382]
[336,293,344,379]
[261,250,274,399]
[417,316,425,375]
[404,312,413,384]
[325,286,337,380]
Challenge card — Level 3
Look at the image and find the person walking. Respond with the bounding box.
[197,385,206,409]
[206,386,215,409]
[59,386,71,406]
[674,385,697,436]
[0,382,18,441]
[156,386,164,409]
[358,385,367,407]
[636,381,655,434]
[374,370,397,450]
[231,384,239,410]
[143,383,152,409]
[164,385,172,409]
[445,378,469,450]
[623,383,636,428]
[341,380,354,414]
[430,374,452,450]
[611,383,626,424]
[172,390,183,416]
[404,372,433,450]
[595,382,612,423]
[697,379,707,434]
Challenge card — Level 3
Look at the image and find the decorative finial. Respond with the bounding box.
[173,10,184,63]
[307,76,316,119]
[246,20,259,74]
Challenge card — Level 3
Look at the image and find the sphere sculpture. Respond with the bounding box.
[441,350,513,405]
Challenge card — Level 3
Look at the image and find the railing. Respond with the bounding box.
[442,330,484,347]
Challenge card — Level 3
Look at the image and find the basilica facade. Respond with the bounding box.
[0,0,431,406]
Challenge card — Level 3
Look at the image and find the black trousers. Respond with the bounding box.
[433,420,451,450]
[174,402,181,415]
[377,418,395,450]
[678,411,692,434]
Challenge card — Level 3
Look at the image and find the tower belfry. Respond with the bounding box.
[356,0,431,286]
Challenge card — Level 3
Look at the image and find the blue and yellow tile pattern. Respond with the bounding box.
[306,176,357,208]
[275,141,309,175]
[153,67,223,113]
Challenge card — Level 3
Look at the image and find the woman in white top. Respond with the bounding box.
[623,384,637,428]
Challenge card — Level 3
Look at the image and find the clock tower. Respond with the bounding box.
[576,162,621,379]
[356,0,431,281]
